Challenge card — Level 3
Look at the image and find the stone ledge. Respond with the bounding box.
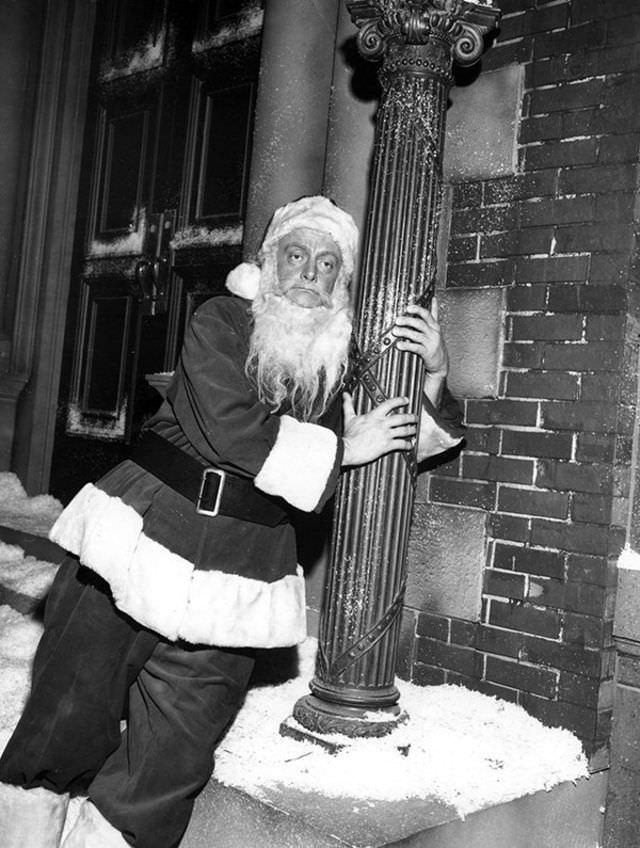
[182,771,607,848]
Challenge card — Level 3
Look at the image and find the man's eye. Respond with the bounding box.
[288,251,304,262]
[320,259,335,272]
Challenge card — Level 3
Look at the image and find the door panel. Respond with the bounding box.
[50,0,263,502]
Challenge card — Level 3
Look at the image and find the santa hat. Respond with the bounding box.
[226,195,359,300]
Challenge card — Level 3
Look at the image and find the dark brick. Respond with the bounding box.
[450,619,477,648]
[493,543,566,580]
[489,599,562,639]
[594,191,636,223]
[564,582,606,616]
[521,693,597,742]
[607,13,640,46]
[559,163,636,195]
[466,399,538,427]
[585,315,625,341]
[514,255,589,283]
[484,171,557,205]
[532,22,606,61]
[506,284,546,311]
[489,513,530,543]
[527,576,565,610]
[581,374,620,404]
[542,342,621,371]
[519,196,595,227]
[451,181,482,208]
[580,285,626,314]
[495,11,525,41]
[429,477,496,510]
[412,662,446,687]
[575,433,615,464]
[416,612,449,641]
[503,342,544,369]
[446,260,513,287]
[482,38,532,72]
[571,0,631,25]
[463,454,534,485]
[530,519,609,555]
[512,314,582,341]
[415,637,483,678]
[501,429,573,460]
[527,2,569,33]
[475,623,523,658]
[597,42,640,75]
[555,222,632,253]
[616,655,640,688]
[572,492,612,525]
[506,371,579,401]
[485,569,527,600]
[452,205,518,235]
[474,678,520,703]
[545,285,579,312]
[566,553,609,586]
[537,460,611,494]
[498,487,569,520]
[486,655,558,699]
[529,78,606,115]
[463,426,501,454]
[598,134,640,165]
[525,138,598,171]
[590,252,629,283]
[557,670,599,707]
[563,611,606,649]
[521,634,602,677]
[447,235,477,262]
[540,401,617,433]
[519,113,563,144]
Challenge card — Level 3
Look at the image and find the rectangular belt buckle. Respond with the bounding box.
[196,468,226,517]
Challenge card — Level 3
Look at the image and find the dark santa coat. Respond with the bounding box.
[49,296,464,649]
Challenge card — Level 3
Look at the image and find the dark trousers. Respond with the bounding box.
[0,557,255,848]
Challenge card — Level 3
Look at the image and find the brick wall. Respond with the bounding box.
[402,0,640,764]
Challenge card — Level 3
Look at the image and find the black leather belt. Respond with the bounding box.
[130,431,290,528]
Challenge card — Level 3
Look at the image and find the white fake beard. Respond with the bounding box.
[246,264,352,422]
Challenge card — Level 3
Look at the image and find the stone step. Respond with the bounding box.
[182,770,606,848]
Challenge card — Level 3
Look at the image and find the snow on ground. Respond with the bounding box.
[215,639,588,817]
[0,472,588,819]
[0,472,62,536]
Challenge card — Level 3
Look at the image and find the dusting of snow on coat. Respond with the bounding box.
[170,224,243,249]
[215,639,588,817]
[0,473,62,537]
[0,605,43,755]
[66,399,128,441]
[193,5,263,51]
[99,32,165,82]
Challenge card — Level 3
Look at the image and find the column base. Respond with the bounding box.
[280,694,410,752]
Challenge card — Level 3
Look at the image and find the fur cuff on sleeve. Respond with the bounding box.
[417,402,464,461]
[254,415,338,511]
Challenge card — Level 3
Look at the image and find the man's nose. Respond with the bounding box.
[301,261,317,282]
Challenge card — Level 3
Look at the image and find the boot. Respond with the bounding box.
[61,799,129,847]
[0,782,69,847]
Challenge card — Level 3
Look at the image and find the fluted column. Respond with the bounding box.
[292,0,500,739]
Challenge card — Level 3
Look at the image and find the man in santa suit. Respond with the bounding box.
[0,196,463,847]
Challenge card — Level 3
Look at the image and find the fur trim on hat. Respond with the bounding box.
[261,196,359,279]
[226,261,261,300]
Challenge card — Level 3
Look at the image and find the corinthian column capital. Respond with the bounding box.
[348,0,499,69]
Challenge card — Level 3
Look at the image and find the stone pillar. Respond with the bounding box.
[291,0,500,739]
[242,0,341,257]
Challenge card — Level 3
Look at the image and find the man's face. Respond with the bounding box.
[275,227,342,309]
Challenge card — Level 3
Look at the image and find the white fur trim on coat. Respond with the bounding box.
[49,485,306,648]
[254,414,338,511]
[417,411,463,461]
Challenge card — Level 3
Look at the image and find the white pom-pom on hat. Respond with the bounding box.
[225,261,261,300]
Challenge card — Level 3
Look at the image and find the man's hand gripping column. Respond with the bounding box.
[341,299,448,468]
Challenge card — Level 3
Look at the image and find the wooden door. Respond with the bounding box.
[50,0,262,502]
